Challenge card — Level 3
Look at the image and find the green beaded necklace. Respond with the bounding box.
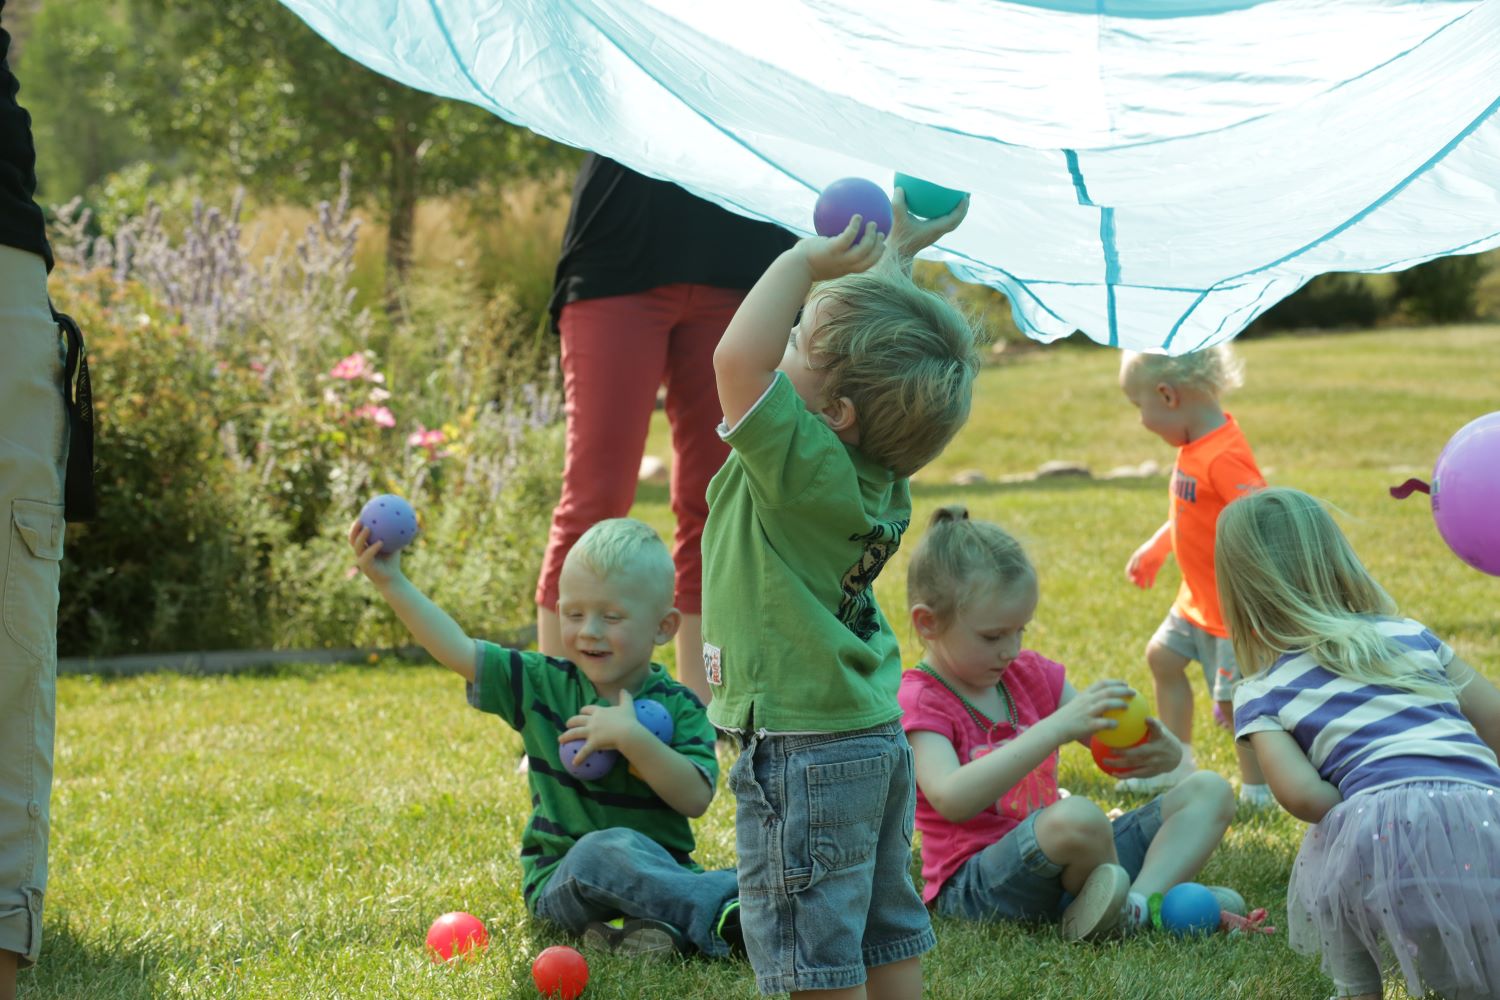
[917,662,1015,731]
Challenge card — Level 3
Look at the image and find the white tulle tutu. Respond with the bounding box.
[1287,781,1500,1000]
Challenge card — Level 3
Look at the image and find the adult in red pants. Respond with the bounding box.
[537,156,794,702]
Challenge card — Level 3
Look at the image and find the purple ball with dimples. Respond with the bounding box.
[560,739,619,781]
[358,494,418,554]
[814,178,892,246]
[634,698,674,745]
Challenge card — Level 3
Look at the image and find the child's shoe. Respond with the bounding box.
[1238,783,1276,809]
[714,899,745,958]
[1116,751,1195,794]
[1207,886,1246,917]
[582,916,685,957]
[1061,863,1131,941]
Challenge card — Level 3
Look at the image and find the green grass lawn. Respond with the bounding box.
[31,325,1500,999]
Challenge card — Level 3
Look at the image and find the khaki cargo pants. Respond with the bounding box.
[0,244,67,967]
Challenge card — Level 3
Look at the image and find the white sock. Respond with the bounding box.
[1124,891,1150,927]
[1176,744,1197,773]
[1239,782,1275,806]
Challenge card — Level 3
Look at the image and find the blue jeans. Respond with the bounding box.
[935,796,1165,922]
[728,721,935,995]
[533,827,739,957]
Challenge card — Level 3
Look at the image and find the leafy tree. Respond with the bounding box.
[11,0,149,202]
[126,0,567,298]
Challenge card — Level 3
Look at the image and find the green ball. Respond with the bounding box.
[894,173,966,219]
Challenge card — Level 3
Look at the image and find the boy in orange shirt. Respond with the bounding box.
[1118,346,1271,806]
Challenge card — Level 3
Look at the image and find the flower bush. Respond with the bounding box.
[51,173,562,656]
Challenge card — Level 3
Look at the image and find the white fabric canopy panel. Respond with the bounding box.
[278,0,1500,353]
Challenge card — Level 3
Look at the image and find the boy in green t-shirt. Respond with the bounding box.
[351,517,740,957]
[704,193,981,998]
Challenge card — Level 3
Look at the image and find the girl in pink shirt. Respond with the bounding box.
[899,506,1239,939]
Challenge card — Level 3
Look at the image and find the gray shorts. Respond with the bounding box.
[727,721,935,994]
[1151,610,1239,702]
[0,245,68,966]
[934,797,1165,922]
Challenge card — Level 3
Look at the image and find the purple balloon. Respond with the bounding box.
[634,698,674,744]
[814,178,893,245]
[1432,412,1500,576]
[560,739,619,781]
[358,494,418,554]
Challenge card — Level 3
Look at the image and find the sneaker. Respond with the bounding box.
[1238,783,1276,809]
[714,899,745,958]
[1061,863,1131,942]
[1207,886,1246,918]
[581,917,685,957]
[1115,755,1195,794]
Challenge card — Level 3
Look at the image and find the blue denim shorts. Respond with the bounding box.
[1152,610,1239,702]
[727,721,935,994]
[934,796,1165,923]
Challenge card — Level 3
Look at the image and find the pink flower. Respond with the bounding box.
[407,424,447,459]
[354,404,396,428]
[330,352,372,381]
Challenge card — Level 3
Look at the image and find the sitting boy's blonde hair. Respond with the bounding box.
[1121,344,1244,397]
[812,264,982,477]
[566,518,676,607]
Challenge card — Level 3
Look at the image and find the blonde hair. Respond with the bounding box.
[565,518,675,607]
[1122,344,1244,397]
[809,263,981,477]
[1214,487,1454,698]
[907,505,1035,630]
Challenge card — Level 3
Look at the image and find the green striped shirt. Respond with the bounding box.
[467,642,717,909]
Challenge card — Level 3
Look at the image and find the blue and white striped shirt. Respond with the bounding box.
[1233,617,1500,798]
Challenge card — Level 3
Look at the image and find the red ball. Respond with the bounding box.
[1090,732,1149,777]
[532,945,589,999]
[426,910,488,962]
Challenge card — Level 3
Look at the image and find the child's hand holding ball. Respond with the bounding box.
[349,494,418,586]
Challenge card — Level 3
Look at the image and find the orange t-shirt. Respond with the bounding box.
[1168,414,1265,638]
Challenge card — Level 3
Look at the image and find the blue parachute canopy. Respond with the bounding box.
[278,0,1500,353]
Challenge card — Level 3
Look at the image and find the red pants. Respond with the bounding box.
[536,284,745,615]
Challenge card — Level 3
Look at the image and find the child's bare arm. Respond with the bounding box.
[350,522,477,681]
[889,188,969,276]
[713,219,884,427]
[560,691,713,817]
[1126,521,1173,588]
[1248,729,1341,822]
[1453,655,1500,756]
[911,680,1130,824]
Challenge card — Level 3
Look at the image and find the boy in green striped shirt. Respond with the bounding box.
[351,516,740,957]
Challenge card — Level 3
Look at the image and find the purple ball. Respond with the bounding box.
[813,178,893,245]
[358,494,418,554]
[1159,882,1221,936]
[634,699,674,744]
[1432,412,1500,576]
[560,739,618,781]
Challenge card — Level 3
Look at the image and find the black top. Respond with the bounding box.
[547,155,795,331]
[0,2,51,271]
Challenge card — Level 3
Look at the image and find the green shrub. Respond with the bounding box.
[1395,254,1484,323]
[1247,272,1391,334]
[50,178,562,657]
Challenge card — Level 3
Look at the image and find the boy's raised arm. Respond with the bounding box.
[350,523,478,681]
[713,218,883,428]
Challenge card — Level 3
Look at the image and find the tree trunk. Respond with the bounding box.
[384,113,419,318]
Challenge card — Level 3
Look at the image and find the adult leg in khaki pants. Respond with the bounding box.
[0,245,67,999]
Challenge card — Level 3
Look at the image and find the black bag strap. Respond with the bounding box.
[50,305,97,523]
